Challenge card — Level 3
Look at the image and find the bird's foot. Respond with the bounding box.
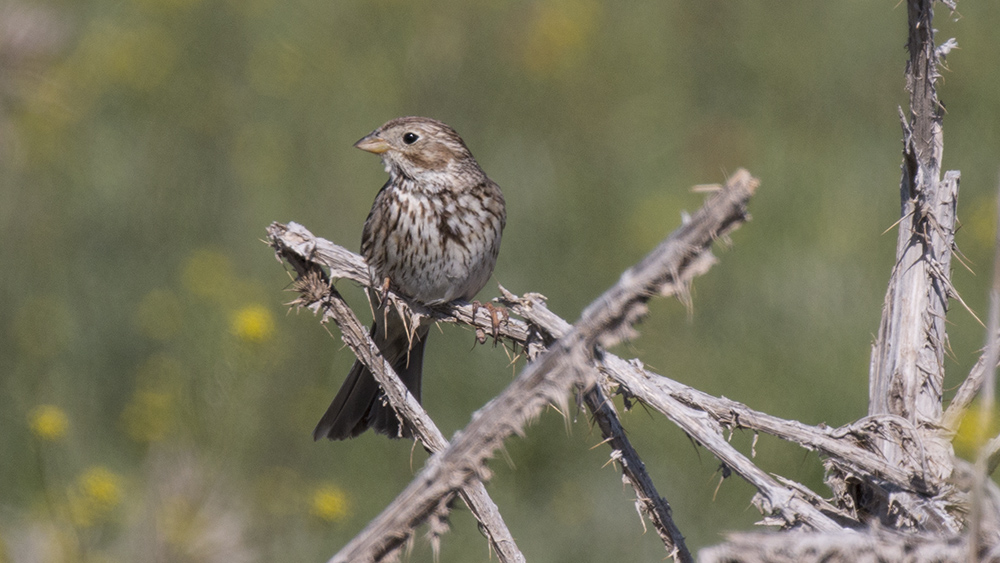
[472,300,508,346]
[376,276,391,307]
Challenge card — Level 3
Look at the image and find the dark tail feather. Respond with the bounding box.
[313,317,427,440]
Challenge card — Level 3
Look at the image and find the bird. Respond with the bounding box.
[313,116,506,440]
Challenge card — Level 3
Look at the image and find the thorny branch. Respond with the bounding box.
[274,243,524,562]
[582,385,693,562]
[697,1,1000,560]
[269,170,756,562]
[269,163,947,548]
[867,0,960,489]
[862,0,964,537]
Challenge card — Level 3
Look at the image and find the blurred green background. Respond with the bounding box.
[3,1,999,561]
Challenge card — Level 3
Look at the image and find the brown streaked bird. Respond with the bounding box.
[313,117,506,440]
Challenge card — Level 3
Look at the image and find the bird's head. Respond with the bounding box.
[354,116,484,187]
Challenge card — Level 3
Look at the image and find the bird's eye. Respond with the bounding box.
[402,132,419,145]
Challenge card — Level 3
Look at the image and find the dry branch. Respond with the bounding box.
[269,170,756,562]
[274,165,969,554]
[503,291,851,531]
[865,0,961,531]
[700,0,1000,559]
[699,529,972,563]
[270,237,524,563]
[499,282,964,530]
[323,170,756,563]
[583,384,693,562]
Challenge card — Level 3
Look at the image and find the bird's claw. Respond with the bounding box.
[376,276,391,307]
[472,300,508,346]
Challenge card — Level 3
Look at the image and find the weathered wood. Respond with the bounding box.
[583,384,693,562]
[273,218,951,532]
[699,529,970,563]
[866,0,960,529]
[270,236,525,563]
[504,290,852,531]
[275,169,756,562]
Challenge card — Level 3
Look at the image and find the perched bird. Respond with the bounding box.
[314,117,506,440]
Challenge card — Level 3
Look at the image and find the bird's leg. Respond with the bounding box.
[377,276,391,307]
[472,300,508,346]
[374,276,392,340]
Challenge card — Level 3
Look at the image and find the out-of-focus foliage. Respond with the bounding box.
[2,1,999,560]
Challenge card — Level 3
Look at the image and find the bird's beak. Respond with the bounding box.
[354,134,390,154]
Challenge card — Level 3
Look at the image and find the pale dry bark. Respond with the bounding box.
[269,170,756,562]
[699,529,978,563]
[271,237,524,562]
[325,170,755,563]
[702,0,1000,560]
[582,385,692,562]
[866,0,959,495]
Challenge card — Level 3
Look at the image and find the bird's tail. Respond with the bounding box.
[313,313,427,440]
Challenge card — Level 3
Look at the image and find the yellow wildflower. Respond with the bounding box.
[955,403,1000,457]
[29,405,69,441]
[70,467,122,527]
[310,484,351,523]
[80,467,122,507]
[231,305,275,343]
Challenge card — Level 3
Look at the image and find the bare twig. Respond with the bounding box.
[583,384,693,562]
[944,351,992,432]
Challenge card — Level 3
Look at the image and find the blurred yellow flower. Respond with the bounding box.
[136,289,183,341]
[80,467,122,507]
[310,484,351,523]
[122,390,174,443]
[29,405,69,441]
[70,467,122,527]
[231,305,275,342]
[955,403,1000,456]
[182,248,235,300]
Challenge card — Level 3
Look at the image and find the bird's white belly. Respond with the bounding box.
[380,192,501,304]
